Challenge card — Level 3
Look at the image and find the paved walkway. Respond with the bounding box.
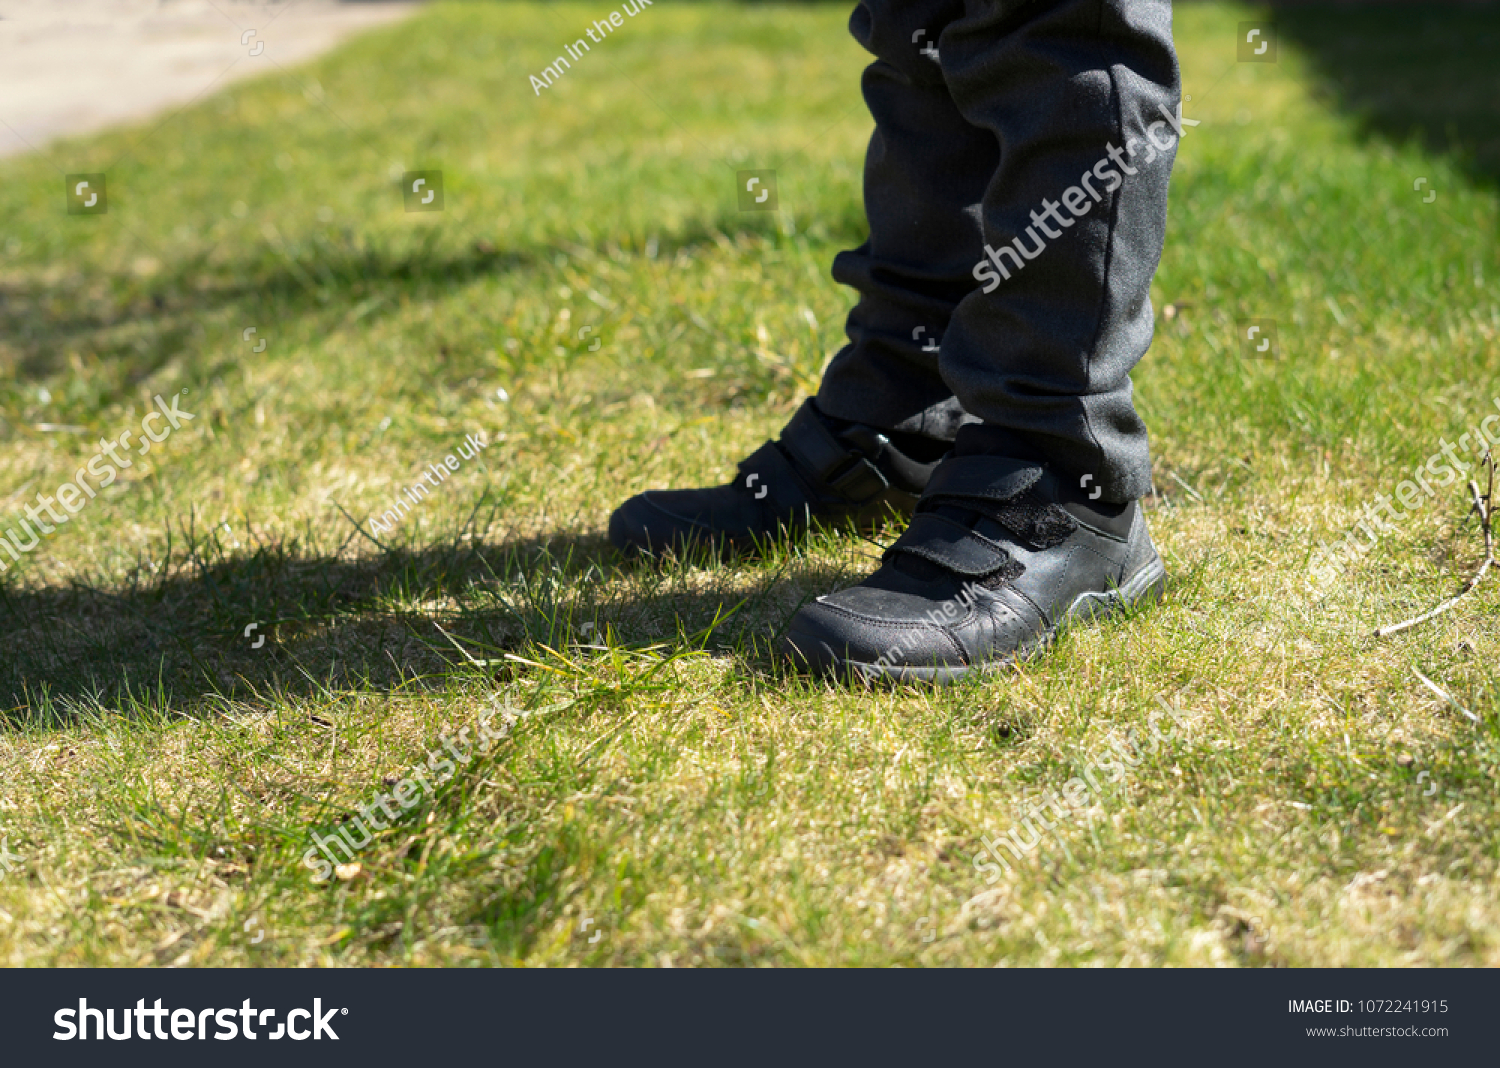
[0,0,420,159]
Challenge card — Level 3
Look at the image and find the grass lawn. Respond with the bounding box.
[2,0,1499,966]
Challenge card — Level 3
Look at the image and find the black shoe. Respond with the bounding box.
[780,451,1166,683]
[608,398,944,557]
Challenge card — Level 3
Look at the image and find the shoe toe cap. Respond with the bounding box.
[609,491,709,554]
[610,486,763,556]
[781,595,965,676]
[607,494,656,554]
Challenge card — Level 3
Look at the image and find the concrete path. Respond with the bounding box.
[0,0,421,159]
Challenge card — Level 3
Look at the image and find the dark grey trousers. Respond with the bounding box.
[815,0,1180,502]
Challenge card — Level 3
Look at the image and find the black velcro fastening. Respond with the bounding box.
[776,400,889,504]
[825,457,889,504]
[886,512,1013,577]
[922,456,1043,504]
[989,496,1078,549]
[778,399,856,484]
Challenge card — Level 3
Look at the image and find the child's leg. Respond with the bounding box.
[937,0,1180,502]
[608,4,993,560]
[781,0,1182,678]
[814,0,994,448]
[609,0,1179,563]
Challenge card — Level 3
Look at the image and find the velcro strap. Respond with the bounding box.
[989,498,1077,549]
[776,399,889,504]
[778,400,855,483]
[922,456,1043,504]
[886,512,1012,577]
[823,455,889,503]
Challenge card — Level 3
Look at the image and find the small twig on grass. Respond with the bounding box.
[1374,451,1495,638]
[1410,666,1479,723]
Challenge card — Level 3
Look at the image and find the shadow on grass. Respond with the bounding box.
[0,203,823,392]
[0,521,847,727]
[1274,2,1500,191]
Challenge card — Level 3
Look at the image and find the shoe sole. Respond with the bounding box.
[783,554,1168,686]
